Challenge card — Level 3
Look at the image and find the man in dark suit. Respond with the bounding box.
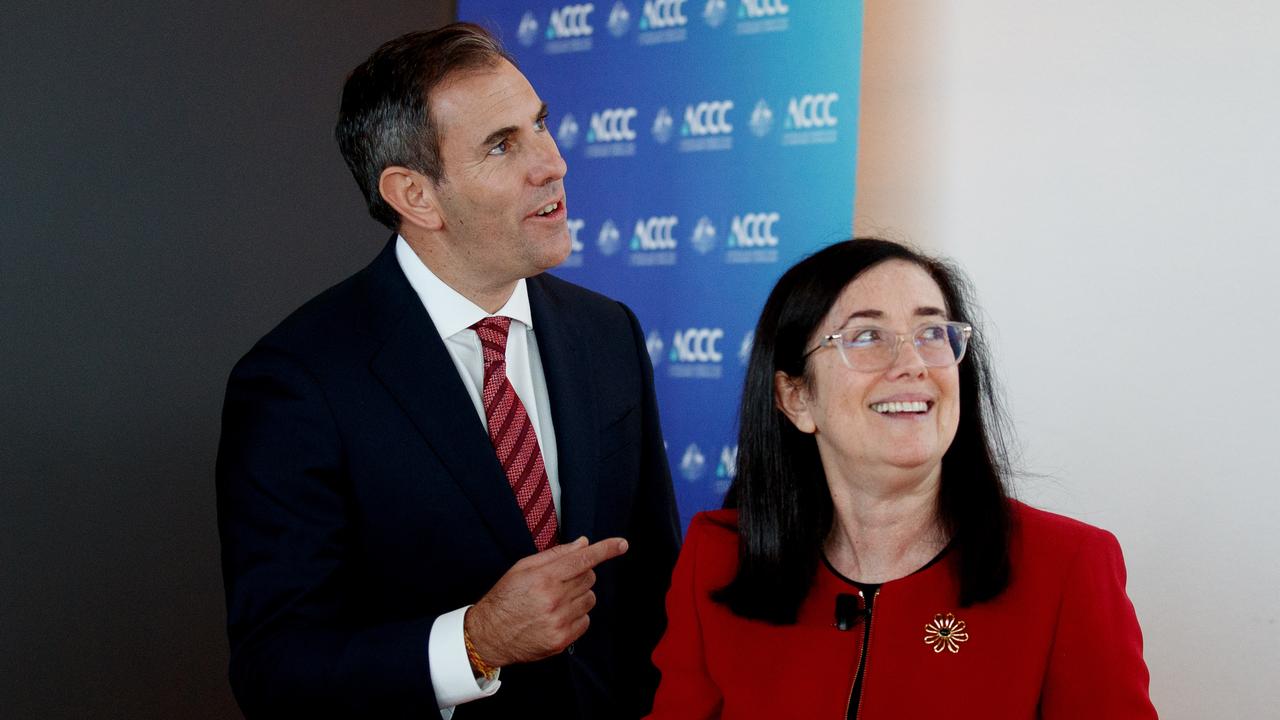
[216,23,681,719]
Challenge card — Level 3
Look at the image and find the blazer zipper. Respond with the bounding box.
[844,587,880,720]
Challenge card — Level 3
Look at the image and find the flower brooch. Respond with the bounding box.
[923,613,970,653]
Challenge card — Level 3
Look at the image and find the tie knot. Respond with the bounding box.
[472,316,512,367]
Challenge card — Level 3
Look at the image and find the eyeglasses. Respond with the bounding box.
[803,321,973,372]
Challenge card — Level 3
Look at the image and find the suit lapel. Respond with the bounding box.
[529,276,600,542]
[361,241,536,561]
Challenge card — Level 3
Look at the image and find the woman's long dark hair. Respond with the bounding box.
[713,238,1014,624]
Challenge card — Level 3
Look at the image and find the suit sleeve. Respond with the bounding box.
[646,516,723,719]
[615,302,683,717]
[1039,528,1158,719]
[216,345,439,718]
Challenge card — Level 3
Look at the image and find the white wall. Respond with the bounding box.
[856,2,1280,716]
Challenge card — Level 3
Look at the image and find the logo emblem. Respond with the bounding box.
[691,216,717,255]
[588,107,638,143]
[548,4,596,39]
[641,0,688,30]
[679,443,706,481]
[729,212,780,248]
[517,11,540,46]
[670,328,724,362]
[749,98,774,137]
[597,219,622,256]
[738,0,788,19]
[703,0,728,27]
[645,329,664,366]
[668,327,725,377]
[651,106,674,144]
[632,216,678,251]
[715,444,737,479]
[557,113,581,150]
[607,1,632,36]
[785,93,839,130]
[681,100,734,136]
[567,218,585,253]
[738,329,754,365]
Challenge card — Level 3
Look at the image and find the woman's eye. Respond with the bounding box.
[920,325,946,342]
[847,329,881,346]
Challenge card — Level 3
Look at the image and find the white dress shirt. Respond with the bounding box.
[394,237,562,717]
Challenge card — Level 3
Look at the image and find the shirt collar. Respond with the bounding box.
[395,235,533,340]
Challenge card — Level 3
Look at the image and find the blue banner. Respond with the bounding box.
[458,0,863,530]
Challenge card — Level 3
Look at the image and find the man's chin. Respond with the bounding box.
[533,238,574,272]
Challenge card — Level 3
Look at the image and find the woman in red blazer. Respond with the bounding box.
[648,239,1156,719]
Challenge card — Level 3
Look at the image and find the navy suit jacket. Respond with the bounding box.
[216,239,681,718]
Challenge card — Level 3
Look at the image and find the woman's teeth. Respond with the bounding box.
[871,401,929,414]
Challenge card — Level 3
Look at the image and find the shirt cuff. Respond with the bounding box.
[429,605,501,713]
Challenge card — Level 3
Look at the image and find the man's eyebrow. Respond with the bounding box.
[478,103,549,149]
[479,124,518,149]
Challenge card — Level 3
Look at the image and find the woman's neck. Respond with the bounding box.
[823,468,947,584]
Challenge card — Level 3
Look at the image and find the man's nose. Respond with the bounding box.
[529,134,567,186]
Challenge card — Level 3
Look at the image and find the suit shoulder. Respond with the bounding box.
[232,257,386,373]
[686,510,739,553]
[1010,500,1120,554]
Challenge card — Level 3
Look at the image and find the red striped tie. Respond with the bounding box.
[471,316,559,551]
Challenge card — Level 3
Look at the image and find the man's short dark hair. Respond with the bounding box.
[335,23,516,229]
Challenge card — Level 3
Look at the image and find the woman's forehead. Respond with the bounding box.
[829,260,947,322]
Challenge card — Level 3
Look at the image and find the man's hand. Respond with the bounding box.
[464,536,629,668]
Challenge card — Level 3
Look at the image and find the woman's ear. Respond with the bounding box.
[774,371,816,434]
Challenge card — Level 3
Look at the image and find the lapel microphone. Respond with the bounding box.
[835,593,866,631]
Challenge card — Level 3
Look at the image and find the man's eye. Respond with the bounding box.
[488,140,509,156]
[535,116,548,131]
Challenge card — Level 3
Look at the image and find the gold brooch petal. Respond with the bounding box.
[923,613,970,654]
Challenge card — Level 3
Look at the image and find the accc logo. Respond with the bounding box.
[671,327,724,363]
[642,0,688,29]
[588,107,638,143]
[739,0,789,19]
[632,216,679,250]
[682,100,734,136]
[548,4,595,38]
[787,93,839,130]
[730,212,780,247]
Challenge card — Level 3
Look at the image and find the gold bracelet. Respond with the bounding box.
[463,626,498,682]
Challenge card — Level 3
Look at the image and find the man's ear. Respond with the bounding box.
[774,370,817,434]
[378,166,443,231]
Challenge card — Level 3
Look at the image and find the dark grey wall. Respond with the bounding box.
[1,2,456,716]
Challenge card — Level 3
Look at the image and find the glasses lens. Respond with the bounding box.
[835,327,891,370]
[913,322,969,367]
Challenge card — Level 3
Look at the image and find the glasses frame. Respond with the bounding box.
[803,320,973,372]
